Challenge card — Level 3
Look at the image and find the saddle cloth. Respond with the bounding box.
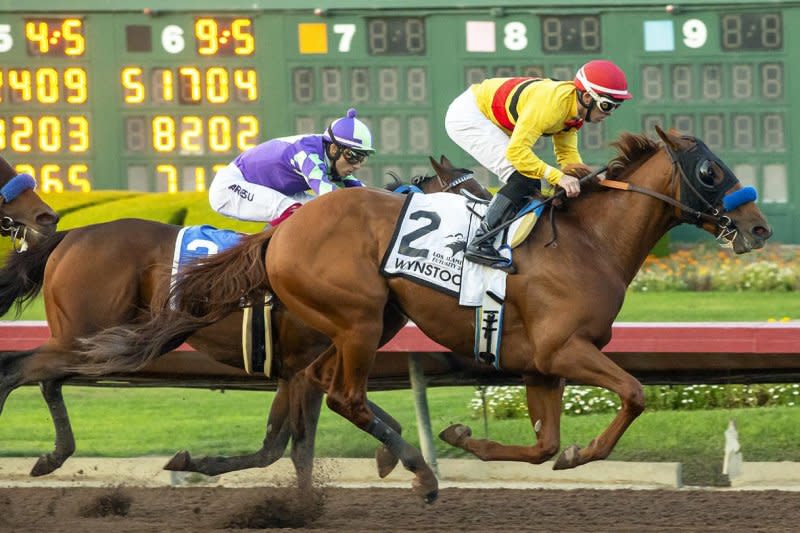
[171,224,242,276]
[381,192,548,368]
[382,193,523,367]
[171,225,273,376]
[381,192,497,302]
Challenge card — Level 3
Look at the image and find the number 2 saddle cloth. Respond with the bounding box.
[380,192,544,368]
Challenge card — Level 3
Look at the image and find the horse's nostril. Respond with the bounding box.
[36,212,60,226]
[753,225,772,239]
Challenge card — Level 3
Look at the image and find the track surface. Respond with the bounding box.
[0,486,795,532]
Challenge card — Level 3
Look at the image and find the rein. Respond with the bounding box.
[601,142,743,246]
[474,137,750,250]
[471,166,608,246]
[600,178,726,226]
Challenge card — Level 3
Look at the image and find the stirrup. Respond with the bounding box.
[464,251,516,273]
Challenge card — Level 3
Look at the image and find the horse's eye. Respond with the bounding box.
[697,160,715,188]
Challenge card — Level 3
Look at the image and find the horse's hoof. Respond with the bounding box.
[412,467,439,504]
[164,450,192,471]
[553,444,582,470]
[424,489,439,504]
[30,455,61,477]
[438,424,472,447]
[375,445,400,478]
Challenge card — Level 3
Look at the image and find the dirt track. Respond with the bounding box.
[0,486,796,532]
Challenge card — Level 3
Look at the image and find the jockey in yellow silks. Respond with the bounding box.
[445,59,632,269]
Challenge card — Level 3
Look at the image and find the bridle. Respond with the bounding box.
[412,171,477,193]
[0,173,41,252]
[0,211,36,253]
[601,137,743,247]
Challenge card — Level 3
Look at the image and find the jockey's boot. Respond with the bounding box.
[465,193,517,269]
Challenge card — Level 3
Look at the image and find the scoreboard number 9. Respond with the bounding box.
[682,19,708,49]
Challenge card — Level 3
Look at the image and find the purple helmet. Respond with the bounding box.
[323,108,375,153]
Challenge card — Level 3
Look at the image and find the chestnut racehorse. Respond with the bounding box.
[68,127,773,502]
[0,156,489,487]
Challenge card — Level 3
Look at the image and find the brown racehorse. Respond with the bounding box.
[0,156,490,487]
[72,127,772,502]
[0,157,59,256]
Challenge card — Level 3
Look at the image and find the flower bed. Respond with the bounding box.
[470,383,800,419]
[631,245,800,292]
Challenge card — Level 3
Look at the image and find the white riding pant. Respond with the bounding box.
[445,88,516,183]
[208,162,314,222]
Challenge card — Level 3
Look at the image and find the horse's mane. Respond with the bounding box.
[605,132,661,180]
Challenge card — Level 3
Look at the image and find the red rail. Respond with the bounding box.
[5,321,799,353]
[4,321,800,388]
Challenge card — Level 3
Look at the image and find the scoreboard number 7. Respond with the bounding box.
[333,23,356,52]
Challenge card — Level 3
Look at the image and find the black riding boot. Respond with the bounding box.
[465,193,517,268]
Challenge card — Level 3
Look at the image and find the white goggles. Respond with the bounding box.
[583,85,622,113]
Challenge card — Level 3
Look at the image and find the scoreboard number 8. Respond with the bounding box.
[503,22,528,51]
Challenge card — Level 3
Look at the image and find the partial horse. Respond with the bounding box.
[0,157,59,255]
[74,128,771,503]
[0,156,489,487]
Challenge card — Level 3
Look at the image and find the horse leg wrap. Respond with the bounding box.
[366,416,421,472]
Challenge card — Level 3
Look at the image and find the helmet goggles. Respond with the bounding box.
[574,61,630,113]
[327,124,370,163]
[585,86,622,113]
[341,147,369,164]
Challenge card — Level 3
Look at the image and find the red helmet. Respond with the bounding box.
[574,60,632,101]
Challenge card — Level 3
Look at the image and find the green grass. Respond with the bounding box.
[6,290,800,322]
[1,385,798,486]
[617,291,800,322]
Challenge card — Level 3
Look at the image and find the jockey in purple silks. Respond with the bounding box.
[209,108,375,226]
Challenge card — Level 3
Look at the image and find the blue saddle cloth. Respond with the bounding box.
[173,224,243,272]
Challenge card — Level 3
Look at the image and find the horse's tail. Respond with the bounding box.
[0,231,69,317]
[67,230,274,376]
[164,229,274,320]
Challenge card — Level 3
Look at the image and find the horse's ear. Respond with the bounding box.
[655,125,692,152]
[654,125,681,151]
[429,155,443,174]
[440,155,454,168]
